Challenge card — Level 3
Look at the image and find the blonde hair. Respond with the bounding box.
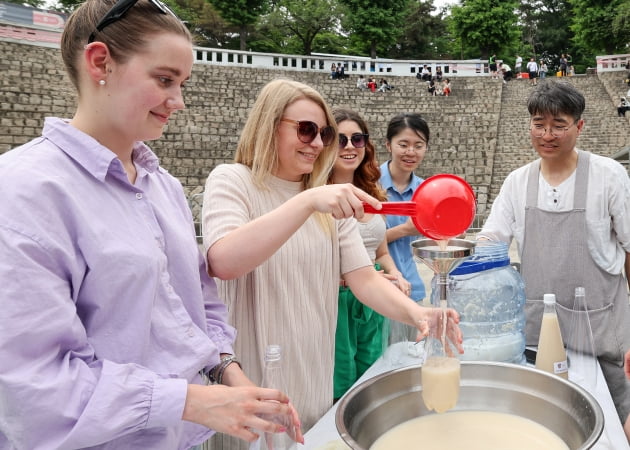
[235,78,338,191]
[61,0,191,91]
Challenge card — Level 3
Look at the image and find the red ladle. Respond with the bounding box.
[364,174,476,240]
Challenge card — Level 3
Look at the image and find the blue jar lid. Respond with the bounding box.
[450,257,511,275]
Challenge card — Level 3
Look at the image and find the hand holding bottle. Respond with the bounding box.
[414,306,464,355]
[250,345,301,450]
[182,383,297,443]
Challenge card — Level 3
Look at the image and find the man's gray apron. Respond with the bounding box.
[522,150,630,421]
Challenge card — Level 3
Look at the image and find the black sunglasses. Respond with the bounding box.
[88,0,178,44]
[339,133,369,149]
[280,119,336,146]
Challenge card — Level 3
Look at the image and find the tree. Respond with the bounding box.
[255,0,340,55]
[520,0,569,56]
[209,0,269,50]
[4,0,45,8]
[339,0,412,59]
[449,0,521,59]
[389,0,452,59]
[568,0,630,55]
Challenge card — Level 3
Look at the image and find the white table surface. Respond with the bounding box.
[303,342,629,450]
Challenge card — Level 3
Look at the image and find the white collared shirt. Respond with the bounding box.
[478,150,630,274]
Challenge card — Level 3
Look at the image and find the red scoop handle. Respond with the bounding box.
[362,201,417,216]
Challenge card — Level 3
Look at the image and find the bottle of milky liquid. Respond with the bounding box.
[422,309,461,413]
[535,294,569,379]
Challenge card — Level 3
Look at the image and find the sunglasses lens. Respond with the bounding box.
[320,126,335,146]
[350,134,367,148]
[296,121,318,143]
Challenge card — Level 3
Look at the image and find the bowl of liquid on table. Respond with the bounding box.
[335,362,603,450]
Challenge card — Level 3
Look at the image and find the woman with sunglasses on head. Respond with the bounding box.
[379,113,431,340]
[0,1,301,449]
[202,79,462,448]
[328,108,412,400]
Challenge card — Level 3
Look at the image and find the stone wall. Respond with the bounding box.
[2,40,630,219]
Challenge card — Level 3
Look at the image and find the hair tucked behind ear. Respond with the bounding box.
[61,0,190,90]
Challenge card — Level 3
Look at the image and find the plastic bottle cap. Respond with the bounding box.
[575,286,585,296]
[543,293,556,304]
[265,344,282,361]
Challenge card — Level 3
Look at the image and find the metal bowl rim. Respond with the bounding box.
[335,361,604,450]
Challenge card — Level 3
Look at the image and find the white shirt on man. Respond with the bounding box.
[478,150,630,275]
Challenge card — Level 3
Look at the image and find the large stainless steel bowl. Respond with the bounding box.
[336,362,604,449]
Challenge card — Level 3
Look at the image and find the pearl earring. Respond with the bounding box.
[99,80,106,86]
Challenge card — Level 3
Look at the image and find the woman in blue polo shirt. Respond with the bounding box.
[379,113,430,319]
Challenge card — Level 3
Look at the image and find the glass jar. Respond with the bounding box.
[430,240,526,364]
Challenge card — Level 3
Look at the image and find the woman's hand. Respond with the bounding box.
[182,384,304,444]
[413,306,464,355]
[302,184,381,219]
[380,271,412,297]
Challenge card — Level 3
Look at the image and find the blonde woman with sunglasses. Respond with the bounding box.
[202,79,463,448]
[0,1,301,448]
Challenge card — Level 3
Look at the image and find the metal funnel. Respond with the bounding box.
[411,238,476,276]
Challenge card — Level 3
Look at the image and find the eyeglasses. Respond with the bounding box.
[339,133,369,149]
[394,141,427,153]
[529,120,578,138]
[280,119,335,146]
[88,0,178,44]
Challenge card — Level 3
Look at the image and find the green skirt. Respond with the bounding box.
[334,265,388,399]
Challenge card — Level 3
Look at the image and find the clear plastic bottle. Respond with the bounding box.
[535,294,569,379]
[430,240,526,363]
[249,345,296,450]
[563,287,597,389]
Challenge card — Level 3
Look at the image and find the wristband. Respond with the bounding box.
[209,355,242,384]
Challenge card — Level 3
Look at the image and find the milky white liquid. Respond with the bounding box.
[370,411,569,450]
[536,313,569,379]
[421,356,460,413]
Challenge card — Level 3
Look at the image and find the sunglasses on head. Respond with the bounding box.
[280,119,335,147]
[88,0,178,44]
[339,133,369,149]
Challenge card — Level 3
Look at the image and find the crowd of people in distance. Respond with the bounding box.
[356,75,394,93]
[427,77,451,96]
[491,53,573,85]
[330,62,349,80]
[412,64,451,96]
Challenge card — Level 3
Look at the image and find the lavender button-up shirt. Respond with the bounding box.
[0,118,235,449]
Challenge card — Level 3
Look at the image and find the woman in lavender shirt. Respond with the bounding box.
[0,0,301,448]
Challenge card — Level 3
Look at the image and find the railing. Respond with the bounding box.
[0,23,62,47]
[3,10,629,79]
[596,54,630,72]
[193,47,489,78]
[187,192,204,244]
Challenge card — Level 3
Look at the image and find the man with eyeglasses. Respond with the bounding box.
[478,80,630,442]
